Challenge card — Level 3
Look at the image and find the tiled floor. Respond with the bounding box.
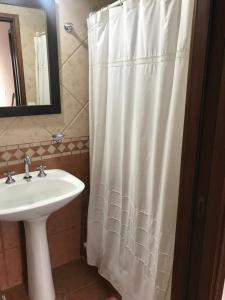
[1,259,120,300]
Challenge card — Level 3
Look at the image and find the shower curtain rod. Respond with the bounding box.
[101,0,126,12]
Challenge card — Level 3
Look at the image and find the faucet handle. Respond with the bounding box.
[3,170,15,176]
[36,164,47,177]
[3,171,16,184]
[24,155,31,164]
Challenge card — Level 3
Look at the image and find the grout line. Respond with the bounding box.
[0,136,87,149]
[0,137,89,166]
[60,33,88,70]
[60,43,82,70]
[68,280,99,297]
[27,116,52,138]
[0,117,18,140]
[60,82,85,108]
[0,136,89,151]
[62,102,89,134]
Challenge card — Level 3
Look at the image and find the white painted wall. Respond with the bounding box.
[0,21,15,107]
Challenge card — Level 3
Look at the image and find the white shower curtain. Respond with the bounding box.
[87,1,194,299]
[34,33,50,105]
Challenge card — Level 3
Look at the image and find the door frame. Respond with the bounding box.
[194,7,225,296]
[0,13,27,106]
[172,0,225,299]
[171,0,212,297]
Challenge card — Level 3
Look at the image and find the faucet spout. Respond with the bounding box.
[24,155,32,181]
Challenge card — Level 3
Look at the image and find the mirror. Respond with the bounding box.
[0,0,60,117]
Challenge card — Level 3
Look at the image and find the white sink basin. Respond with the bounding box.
[0,169,85,300]
[0,169,85,221]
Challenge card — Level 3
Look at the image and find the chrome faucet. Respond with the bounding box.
[24,155,32,181]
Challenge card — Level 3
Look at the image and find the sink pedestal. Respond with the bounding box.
[0,169,85,300]
[24,216,55,300]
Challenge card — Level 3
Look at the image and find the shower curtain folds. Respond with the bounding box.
[87,1,194,299]
[34,33,50,105]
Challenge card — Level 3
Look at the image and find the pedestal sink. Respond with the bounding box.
[0,169,85,300]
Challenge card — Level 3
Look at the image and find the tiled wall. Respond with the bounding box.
[0,137,89,168]
[0,0,113,290]
[0,146,90,289]
[0,0,112,146]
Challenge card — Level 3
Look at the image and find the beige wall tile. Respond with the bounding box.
[56,0,114,40]
[64,107,89,138]
[33,86,83,134]
[61,45,88,105]
[0,118,16,137]
[0,117,50,146]
[56,2,81,66]
[0,0,114,148]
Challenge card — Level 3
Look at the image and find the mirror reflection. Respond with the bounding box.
[0,3,51,107]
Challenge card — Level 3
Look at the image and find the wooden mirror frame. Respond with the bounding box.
[0,0,61,117]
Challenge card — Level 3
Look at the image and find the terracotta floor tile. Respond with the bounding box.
[53,259,100,297]
[3,259,118,300]
[4,285,29,300]
[69,281,110,300]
